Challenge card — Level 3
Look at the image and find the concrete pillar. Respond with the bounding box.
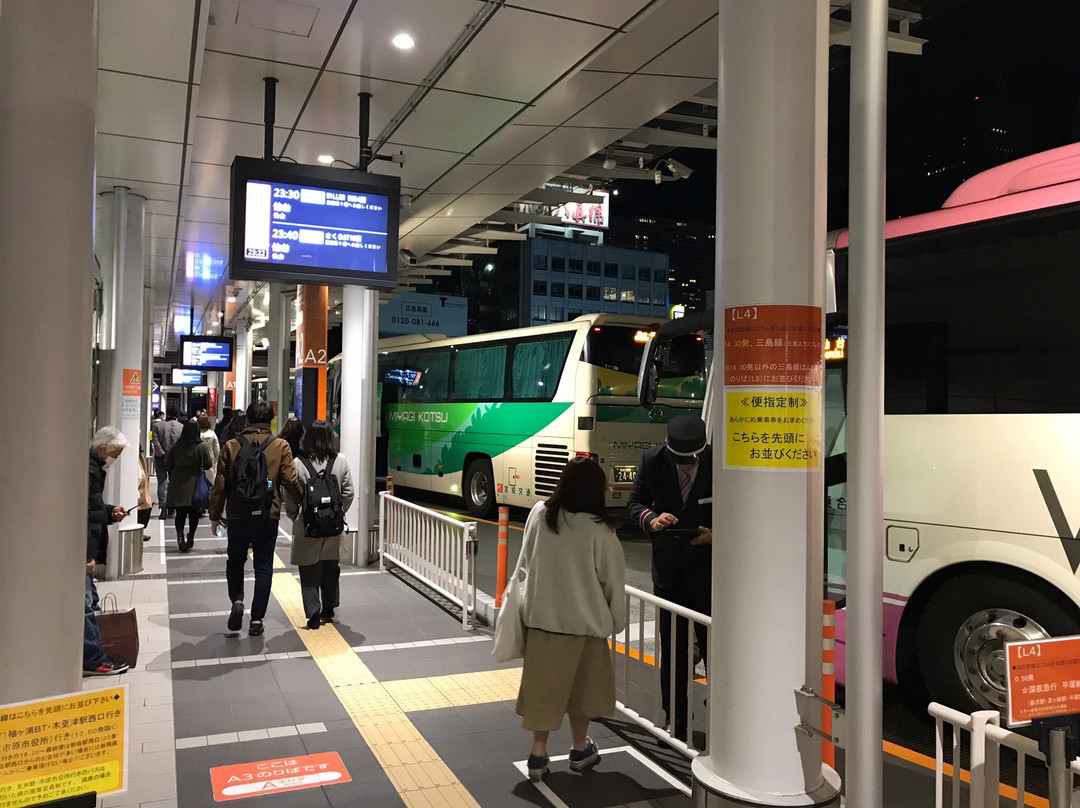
[266,283,288,426]
[340,286,379,559]
[692,2,839,806]
[294,284,328,427]
[97,188,147,582]
[0,0,97,701]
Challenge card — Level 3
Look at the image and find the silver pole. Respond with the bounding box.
[1047,728,1071,808]
[847,1,888,806]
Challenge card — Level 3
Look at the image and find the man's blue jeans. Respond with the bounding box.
[84,574,107,669]
[226,519,279,621]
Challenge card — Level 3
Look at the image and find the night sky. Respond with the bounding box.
[613,0,1080,230]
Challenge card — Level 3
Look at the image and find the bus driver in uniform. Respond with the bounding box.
[626,414,712,743]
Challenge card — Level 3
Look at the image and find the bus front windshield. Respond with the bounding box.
[585,325,706,399]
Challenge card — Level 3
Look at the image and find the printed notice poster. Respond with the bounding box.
[1006,635,1080,726]
[724,305,822,387]
[210,752,351,802]
[0,685,127,807]
[724,390,821,469]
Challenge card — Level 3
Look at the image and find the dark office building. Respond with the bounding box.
[607,215,715,312]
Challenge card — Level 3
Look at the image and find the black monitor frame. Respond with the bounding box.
[178,335,235,371]
[229,156,400,288]
[171,368,205,386]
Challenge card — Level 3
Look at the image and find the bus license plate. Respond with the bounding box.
[613,466,637,483]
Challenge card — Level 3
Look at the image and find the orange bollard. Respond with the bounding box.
[495,506,509,607]
[386,475,394,497]
[822,599,836,767]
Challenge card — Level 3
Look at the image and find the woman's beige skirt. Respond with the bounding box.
[515,628,615,731]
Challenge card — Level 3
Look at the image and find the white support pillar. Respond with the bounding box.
[0,0,97,701]
[234,320,252,411]
[340,286,379,560]
[693,2,839,806]
[98,188,147,582]
[266,283,288,424]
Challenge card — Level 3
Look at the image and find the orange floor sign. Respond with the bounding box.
[1006,635,1080,726]
[210,752,351,802]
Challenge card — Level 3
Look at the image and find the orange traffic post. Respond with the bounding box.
[386,475,394,497]
[495,506,509,607]
[822,599,836,767]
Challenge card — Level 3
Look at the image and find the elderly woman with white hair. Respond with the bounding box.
[84,426,130,676]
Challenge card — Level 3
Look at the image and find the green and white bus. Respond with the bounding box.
[374,313,706,517]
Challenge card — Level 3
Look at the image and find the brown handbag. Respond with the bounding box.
[97,593,140,669]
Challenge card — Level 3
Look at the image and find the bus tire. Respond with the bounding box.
[463,458,496,519]
[916,574,1077,713]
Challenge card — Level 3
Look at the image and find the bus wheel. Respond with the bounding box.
[916,574,1077,713]
[463,458,496,519]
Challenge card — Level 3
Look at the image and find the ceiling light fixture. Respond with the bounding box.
[392,33,414,50]
[227,295,236,303]
[317,154,334,164]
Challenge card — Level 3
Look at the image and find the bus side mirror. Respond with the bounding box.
[641,365,658,409]
[637,336,668,409]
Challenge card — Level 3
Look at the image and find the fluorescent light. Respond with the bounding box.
[392,32,414,49]
[317,154,334,164]
[227,295,236,303]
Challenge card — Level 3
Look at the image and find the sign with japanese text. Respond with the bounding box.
[122,370,141,397]
[724,305,823,387]
[1006,635,1080,726]
[724,390,821,470]
[210,752,351,802]
[379,291,468,337]
[0,685,127,807]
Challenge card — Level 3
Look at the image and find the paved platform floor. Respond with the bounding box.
[84,518,695,808]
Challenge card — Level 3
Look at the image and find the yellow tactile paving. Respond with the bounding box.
[269,560,483,808]
[383,668,523,713]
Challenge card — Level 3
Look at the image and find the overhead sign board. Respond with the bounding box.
[550,189,609,230]
[379,292,467,337]
[0,685,128,807]
[1006,635,1080,726]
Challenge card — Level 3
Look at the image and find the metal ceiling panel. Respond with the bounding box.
[184,195,232,224]
[185,161,232,200]
[326,0,482,83]
[642,15,719,78]
[97,135,185,187]
[390,90,524,155]
[584,1,717,74]
[565,74,715,129]
[97,73,190,144]
[197,51,318,127]
[97,177,181,204]
[512,126,616,169]
[514,71,624,127]
[464,124,557,166]
[434,6,612,102]
[510,0,654,28]
[181,218,230,245]
[291,71,414,140]
[471,163,566,195]
[190,117,267,167]
[205,0,352,68]
[99,0,202,83]
[423,163,501,196]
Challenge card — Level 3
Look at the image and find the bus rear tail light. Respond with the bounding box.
[576,451,599,463]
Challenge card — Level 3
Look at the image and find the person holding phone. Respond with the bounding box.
[85,427,131,676]
[627,414,713,742]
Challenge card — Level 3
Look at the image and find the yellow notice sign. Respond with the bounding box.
[724,389,821,470]
[0,686,127,807]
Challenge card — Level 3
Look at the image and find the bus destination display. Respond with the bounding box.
[181,338,232,370]
[244,180,390,274]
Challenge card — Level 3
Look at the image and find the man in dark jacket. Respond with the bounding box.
[627,414,713,741]
[85,427,130,676]
[209,400,302,637]
[151,407,182,517]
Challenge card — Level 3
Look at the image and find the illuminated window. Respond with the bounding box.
[620,289,635,303]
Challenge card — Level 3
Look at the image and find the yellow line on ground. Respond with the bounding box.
[270,556,482,808]
[428,507,524,532]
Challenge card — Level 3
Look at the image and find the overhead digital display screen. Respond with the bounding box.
[172,368,203,386]
[230,157,400,288]
[179,336,234,371]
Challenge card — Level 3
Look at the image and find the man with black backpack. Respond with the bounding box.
[209,400,302,636]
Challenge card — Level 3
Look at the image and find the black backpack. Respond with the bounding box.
[228,435,276,518]
[300,457,346,538]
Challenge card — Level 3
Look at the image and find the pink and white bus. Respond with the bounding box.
[827,142,1080,711]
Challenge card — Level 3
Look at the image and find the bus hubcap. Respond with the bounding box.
[954,608,1049,710]
[470,473,488,507]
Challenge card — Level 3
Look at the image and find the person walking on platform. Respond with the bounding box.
[151,407,181,517]
[514,457,626,781]
[219,408,245,446]
[85,427,130,676]
[166,420,212,553]
[215,406,233,440]
[626,414,713,743]
[277,416,304,458]
[209,400,302,637]
[198,413,220,486]
[284,420,353,629]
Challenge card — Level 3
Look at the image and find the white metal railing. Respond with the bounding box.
[379,492,478,629]
[929,702,1080,808]
[610,585,712,758]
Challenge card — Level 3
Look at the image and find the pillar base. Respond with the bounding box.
[692,761,840,808]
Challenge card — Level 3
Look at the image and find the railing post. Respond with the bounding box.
[1047,727,1072,808]
[378,491,386,572]
[495,505,509,607]
[969,710,997,808]
[822,600,836,767]
[386,474,394,497]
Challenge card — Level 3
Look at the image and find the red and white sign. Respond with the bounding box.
[1006,635,1080,726]
[724,305,823,387]
[210,752,350,802]
[551,190,609,230]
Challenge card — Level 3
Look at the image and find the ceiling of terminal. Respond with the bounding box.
[94,0,923,352]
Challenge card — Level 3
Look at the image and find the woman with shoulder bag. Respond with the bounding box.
[284,420,354,630]
[513,457,626,782]
[166,420,212,552]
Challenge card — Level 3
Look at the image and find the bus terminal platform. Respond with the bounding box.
[83,518,936,808]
